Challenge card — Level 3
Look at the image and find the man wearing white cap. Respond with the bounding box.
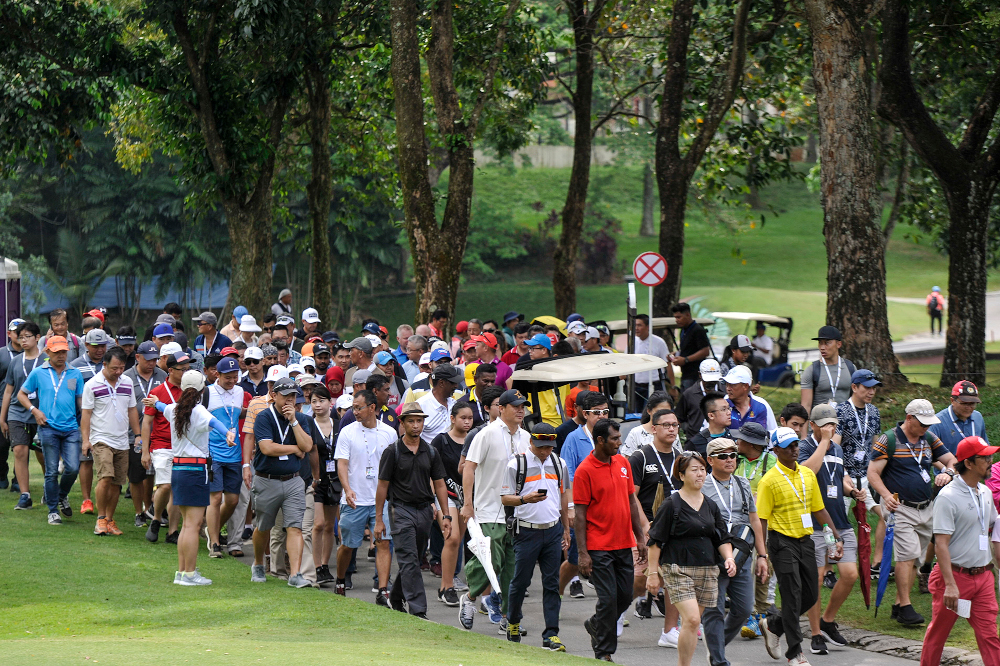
[867,398,957,626]
[723,366,776,433]
[675,358,722,439]
[239,347,268,397]
[294,308,322,352]
[582,327,603,354]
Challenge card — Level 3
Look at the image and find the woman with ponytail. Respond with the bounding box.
[143,370,235,585]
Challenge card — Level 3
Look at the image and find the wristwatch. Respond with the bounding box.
[944,468,956,478]
[443,515,453,521]
[520,496,526,505]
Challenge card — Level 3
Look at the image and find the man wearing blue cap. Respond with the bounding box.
[124,341,167,527]
[221,305,248,341]
[925,287,945,336]
[206,357,251,558]
[151,323,175,351]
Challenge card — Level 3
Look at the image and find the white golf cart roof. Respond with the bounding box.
[711,312,791,326]
[510,353,668,384]
[604,317,715,334]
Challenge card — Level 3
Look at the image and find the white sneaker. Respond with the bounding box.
[181,571,212,586]
[658,627,679,648]
[616,612,625,637]
[48,512,62,525]
[788,654,811,666]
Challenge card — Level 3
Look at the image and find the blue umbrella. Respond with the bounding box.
[873,511,896,617]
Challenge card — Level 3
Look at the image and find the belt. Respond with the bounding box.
[900,498,932,510]
[517,519,559,530]
[396,500,432,510]
[173,457,208,464]
[256,471,299,481]
[954,563,994,576]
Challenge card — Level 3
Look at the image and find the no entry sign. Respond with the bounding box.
[633,252,667,287]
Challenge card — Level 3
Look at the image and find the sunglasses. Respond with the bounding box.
[245,359,261,365]
[712,452,738,460]
[532,433,558,441]
[262,326,275,333]
[585,409,610,416]
[483,328,497,334]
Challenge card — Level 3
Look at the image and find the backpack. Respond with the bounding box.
[810,358,857,392]
[504,452,563,532]
[928,294,940,312]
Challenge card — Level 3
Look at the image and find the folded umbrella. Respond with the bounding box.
[873,509,896,617]
[466,517,501,593]
[854,501,872,609]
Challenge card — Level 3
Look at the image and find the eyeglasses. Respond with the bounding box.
[709,406,732,413]
[655,422,680,429]
[585,409,610,416]
[245,359,261,365]
[483,328,497,334]
[712,452,738,460]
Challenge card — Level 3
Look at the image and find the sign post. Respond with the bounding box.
[632,252,668,402]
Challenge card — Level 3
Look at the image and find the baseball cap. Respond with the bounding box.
[117,334,137,346]
[136,341,159,360]
[471,332,498,349]
[45,335,69,352]
[733,422,768,448]
[244,346,264,361]
[955,436,1000,462]
[771,427,800,449]
[524,333,552,351]
[431,363,463,384]
[155,313,176,326]
[418,352,432,366]
[286,363,304,376]
[180,369,206,392]
[85,329,112,345]
[374,351,394,366]
[399,402,429,420]
[730,334,752,352]
[430,339,450,353]
[312,342,330,356]
[266,365,289,383]
[430,348,452,362]
[530,422,558,445]
[86,308,106,324]
[851,369,882,388]
[216,357,239,374]
[233,305,248,320]
[699,359,722,382]
[342,337,373,355]
[352,369,372,385]
[301,342,315,359]
[462,339,477,351]
[584,327,600,341]
[812,325,842,341]
[297,374,320,387]
[932,286,941,292]
[498,389,530,407]
[706,437,738,457]
[166,350,191,367]
[322,331,340,344]
[193,311,218,327]
[365,334,382,349]
[159,341,183,357]
[566,313,584,324]
[7,317,25,332]
[952,380,981,404]
[722,365,752,385]
[273,377,301,396]
[239,314,261,333]
[362,322,381,336]
[905,398,941,425]
[546,332,560,347]
[456,321,469,334]
[220,346,239,357]
[809,403,839,426]
[335,394,354,411]
[300,356,316,368]
[566,321,587,335]
[153,323,175,339]
[259,344,277,358]
[503,311,521,325]
[302,308,321,324]
[276,315,294,327]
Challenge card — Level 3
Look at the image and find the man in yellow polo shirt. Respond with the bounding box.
[756,427,843,666]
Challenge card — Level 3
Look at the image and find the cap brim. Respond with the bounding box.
[701,371,722,381]
[47,345,69,352]
[775,439,799,448]
[274,388,300,396]
[138,352,160,360]
[955,395,982,403]
[813,417,838,427]
[811,336,841,341]
[401,411,428,419]
[858,379,882,387]
[914,414,941,425]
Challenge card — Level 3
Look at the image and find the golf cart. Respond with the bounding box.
[509,353,669,435]
[711,312,795,387]
[604,316,717,353]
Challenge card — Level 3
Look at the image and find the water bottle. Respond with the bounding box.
[823,523,836,546]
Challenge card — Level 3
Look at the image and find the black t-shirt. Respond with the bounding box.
[252,409,313,476]
[686,427,730,459]
[678,322,710,382]
[378,438,447,505]
[629,444,679,521]
[675,381,717,438]
[647,493,729,567]
[431,431,465,488]
[310,417,339,489]
[556,419,579,454]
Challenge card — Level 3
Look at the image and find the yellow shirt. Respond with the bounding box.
[755,460,824,539]
[532,385,568,428]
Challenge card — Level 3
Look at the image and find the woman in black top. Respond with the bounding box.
[308,385,340,586]
[430,402,474,605]
[646,452,736,666]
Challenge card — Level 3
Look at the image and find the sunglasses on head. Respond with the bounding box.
[532,433,558,441]
[712,452,738,460]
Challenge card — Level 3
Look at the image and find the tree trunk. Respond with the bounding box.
[639,162,656,236]
[805,0,901,382]
[222,194,274,318]
[653,167,691,312]
[305,63,335,327]
[552,0,599,319]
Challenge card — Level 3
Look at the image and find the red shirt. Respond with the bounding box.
[501,348,524,366]
[144,381,182,450]
[573,452,636,551]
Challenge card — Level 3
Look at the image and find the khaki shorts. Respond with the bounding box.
[812,528,858,567]
[151,449,173,486]
[93,442,129,485]
[661,563,719,608]
[893,502,934,562]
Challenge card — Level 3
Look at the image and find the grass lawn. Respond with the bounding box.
[0,467,587,665]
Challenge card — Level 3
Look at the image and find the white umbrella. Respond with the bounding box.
[466,517,501,593]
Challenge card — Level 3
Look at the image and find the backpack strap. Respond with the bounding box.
[811,360,820,389]
[668,492,681,539]
[514,453,527,495]
[550,452,563,491]
[884,428,896,459]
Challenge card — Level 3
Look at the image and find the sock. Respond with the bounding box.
[570,575,580,584]
[23,492,30,498]
[245,524,252,529]
[98,515,106,519]
[337,578,346,585]
[919,562,933,574]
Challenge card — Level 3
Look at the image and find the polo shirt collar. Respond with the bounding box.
[775,459,799,475]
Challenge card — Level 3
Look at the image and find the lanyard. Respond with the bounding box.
[902,438,924,466]
[650,445,672,485]
[777,465,808,511]
[811,436,839,480]
[360,425,378,465]
[21,354,40,378]
[163,383,178,405]
[103,377,126,422]
[269,406,290,444]
[949,406,976,438]
[966,481,987,535]
[850,401,869,440]
[822,358,843,400]
[48,366,68,403]
[739,454,765,482]
[136,372,156,399]
[215,386,238,429]
[710,473,735,524]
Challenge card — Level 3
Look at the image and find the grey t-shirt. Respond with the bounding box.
[4,353,46,423]
[124,366,167,435]
[800,357,854,406]
[701,472,755,529]
[71,354,104,383]
[0,344,18,387]
[933,476,996,569]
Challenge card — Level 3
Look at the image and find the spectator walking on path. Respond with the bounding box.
[925,287,946,336]
[2,321,45,510]
[669,303,711,392]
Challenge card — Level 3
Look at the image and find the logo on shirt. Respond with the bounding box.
[620,466,629,478]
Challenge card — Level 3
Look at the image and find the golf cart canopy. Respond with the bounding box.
[510,353,668,392]
[604,317,715,334]
[711,312,792,326]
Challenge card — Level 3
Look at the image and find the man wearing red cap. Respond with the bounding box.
[920,436,1000,666]
[473,332,512,389]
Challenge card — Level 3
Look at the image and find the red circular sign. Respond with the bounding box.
[633,252,667,287]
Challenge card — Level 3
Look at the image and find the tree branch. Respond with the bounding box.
[883,138,909,243]
[957,40,1000,161]
[592,79,659,135]
[468,0,524,135]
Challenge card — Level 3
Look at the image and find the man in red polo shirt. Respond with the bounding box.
[141,351,188,544]
[472,332,512,389]
[575,418,648,661]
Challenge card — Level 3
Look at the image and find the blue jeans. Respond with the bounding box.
[508,523,563,638]
[40,426,80,513]
[703,554,755,666]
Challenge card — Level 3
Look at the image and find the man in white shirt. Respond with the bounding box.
[416,364,461,444]
[334,389,397,601]
[752,322,774,365]
[633,315,670,405]
[81,346,141,537]
[458,389,531,631]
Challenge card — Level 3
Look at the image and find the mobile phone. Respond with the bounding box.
[537,488,548,496]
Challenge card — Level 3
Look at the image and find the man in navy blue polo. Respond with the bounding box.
[193,312,232,357]
[929,381,989,455]
[724,366,776,432]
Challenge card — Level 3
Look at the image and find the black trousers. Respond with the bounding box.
[389,503,434,614]
[766,531,818,659]
[588,548,633,658]
[0,428,9,481]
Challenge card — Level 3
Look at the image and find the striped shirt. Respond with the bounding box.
[756,460,824,539]
[872,425,946,503]
[82,373,136,450]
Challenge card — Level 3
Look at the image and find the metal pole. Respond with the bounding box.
[626,276,636,412]
[648,285,654,397]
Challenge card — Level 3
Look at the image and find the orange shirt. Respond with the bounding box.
[565,384,599,419]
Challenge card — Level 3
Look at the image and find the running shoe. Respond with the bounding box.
[543,636,566,652]
[59,498,73,517]
[94,517,109,535]
[106,519,123,536]
[569,580,585,598]
[820,619,847,647]
[459,593,476,630]
[15,493,32,510]
[48,512,62,525]
[80,499,94,514]
[483,591,503,624]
